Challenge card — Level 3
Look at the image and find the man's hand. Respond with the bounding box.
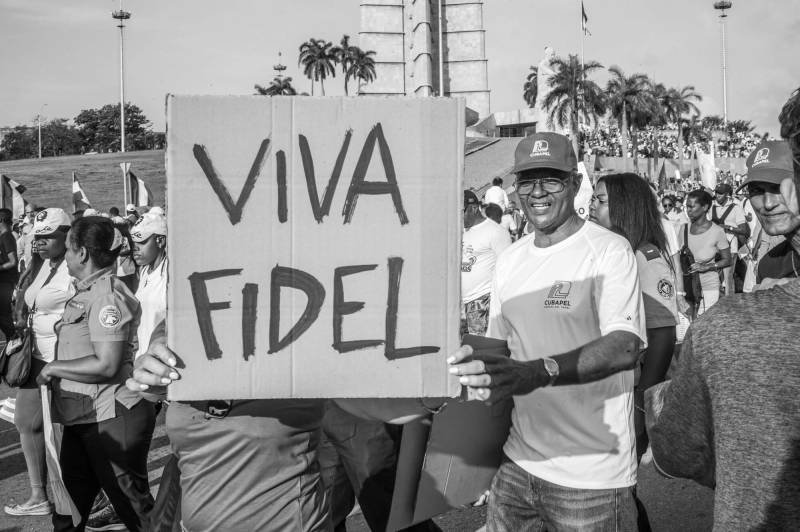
[125,343,181,394]
[689,261,713,274]
[447,345,548,405]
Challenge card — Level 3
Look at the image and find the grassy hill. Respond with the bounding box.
[0,150,166,213]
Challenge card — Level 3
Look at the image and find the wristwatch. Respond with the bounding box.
[542,358,559,386]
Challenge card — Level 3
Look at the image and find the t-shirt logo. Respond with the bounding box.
[752,147,770,166]
[530,140,551,158]
[35,211,48,222]
[98,305,122,328]
[461,245,477,272]
[544,281,572,309]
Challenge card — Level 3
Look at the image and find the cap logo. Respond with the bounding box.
[530,140,551,158]
[35,211,47,222]
[753,147,770,166]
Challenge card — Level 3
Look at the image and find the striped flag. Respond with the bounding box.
[0,175,28,219]
[72,172,91,211]
[127,171,153,207]
[581,1,591,35]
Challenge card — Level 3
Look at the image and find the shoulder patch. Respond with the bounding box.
[657,279,674,299]
[98,305,122,328]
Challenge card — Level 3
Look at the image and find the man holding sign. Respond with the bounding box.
[449,133,646,531]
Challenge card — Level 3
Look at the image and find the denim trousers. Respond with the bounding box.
[486,456,638,532]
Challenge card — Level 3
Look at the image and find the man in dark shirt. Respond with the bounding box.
[0,208,19,340]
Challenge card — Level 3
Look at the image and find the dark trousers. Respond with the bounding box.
[52,400,156,532]
[0,280,16,340]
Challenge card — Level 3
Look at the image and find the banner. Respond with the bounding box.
[166,96,464,399]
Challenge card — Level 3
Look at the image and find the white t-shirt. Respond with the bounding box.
[665,209,689,226]
[483,186,509,211]
[488,222,646,489]
[134,257,168,358]
[461,219,511,303]
[24,259,76,362]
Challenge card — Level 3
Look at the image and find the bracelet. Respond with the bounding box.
[417,398,448,415]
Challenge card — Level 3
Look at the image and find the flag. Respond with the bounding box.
[72,172,91,211]
[697,146,717,190]
[581,1,591,35]
[0,174,28,219]
[127,171,153,207]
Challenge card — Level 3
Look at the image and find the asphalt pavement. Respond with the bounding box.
[0,382,713,532]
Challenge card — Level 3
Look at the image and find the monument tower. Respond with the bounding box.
[359,0,490,118]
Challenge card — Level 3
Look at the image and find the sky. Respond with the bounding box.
[1,0,798,135]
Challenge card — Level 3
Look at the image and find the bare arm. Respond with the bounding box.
[39,341,126,384]
[449,330,641,404]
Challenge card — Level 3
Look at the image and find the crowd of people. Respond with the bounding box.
[584,123,764,160]
[0,86,798,532]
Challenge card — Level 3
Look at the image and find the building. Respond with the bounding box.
[359,0,490,118]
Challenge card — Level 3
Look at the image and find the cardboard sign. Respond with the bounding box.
[166,96,464,399]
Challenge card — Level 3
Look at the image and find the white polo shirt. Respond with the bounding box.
[488,222,646,489]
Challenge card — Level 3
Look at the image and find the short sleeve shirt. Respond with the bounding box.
[636,244,679,329]
[488,222,646,489]
[24,259,76,362]
[461,219,511,303]
[52,267,142,425]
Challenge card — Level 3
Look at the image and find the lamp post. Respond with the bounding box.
[112,1,131,153]
[713,1,732,128]
[36,103,47,159]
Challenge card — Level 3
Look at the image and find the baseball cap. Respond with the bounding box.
[737,140,794,191]
[126,204,137,213]
[83,208,100,217]
[714,183,733,195]
[511,132,578,175]
[463,190,480,208]
[130,212,167,242]
[32,208,71,236]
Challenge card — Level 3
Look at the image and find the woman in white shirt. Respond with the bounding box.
[5,208,74,518]
[131,212,167,359]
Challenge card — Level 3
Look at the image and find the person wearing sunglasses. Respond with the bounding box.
[449,132,646,531]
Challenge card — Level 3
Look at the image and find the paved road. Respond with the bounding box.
[0,383,713,531]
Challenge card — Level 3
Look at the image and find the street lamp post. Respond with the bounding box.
[713,1,732,128]
[112,2,131,154]
[37,103,47,159]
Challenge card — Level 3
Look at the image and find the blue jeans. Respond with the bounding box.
[487,456,638,532]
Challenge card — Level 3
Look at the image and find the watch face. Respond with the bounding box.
[543,358,559,382]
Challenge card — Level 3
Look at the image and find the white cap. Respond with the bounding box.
[32,208,72,236]
[130,212,167,242]
[83,208,100,216]
[148,206,165,215]
[126,204,137,213]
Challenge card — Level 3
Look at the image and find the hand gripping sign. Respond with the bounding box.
[166,96,464,400]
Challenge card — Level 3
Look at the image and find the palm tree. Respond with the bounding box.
[254,76,297,96]
[660,85,702,170]
[348,47,377,94]
[298,38,337,96]
[701,114,725,133]
[727,119,754,136]
[542,54,606,157]
[605,67,653,168]
[523,66,538,108]
[334,35,356,96]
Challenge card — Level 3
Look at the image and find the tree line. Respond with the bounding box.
[524,54,758,165]
[0,103,164,161]
[255,35,376,97]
